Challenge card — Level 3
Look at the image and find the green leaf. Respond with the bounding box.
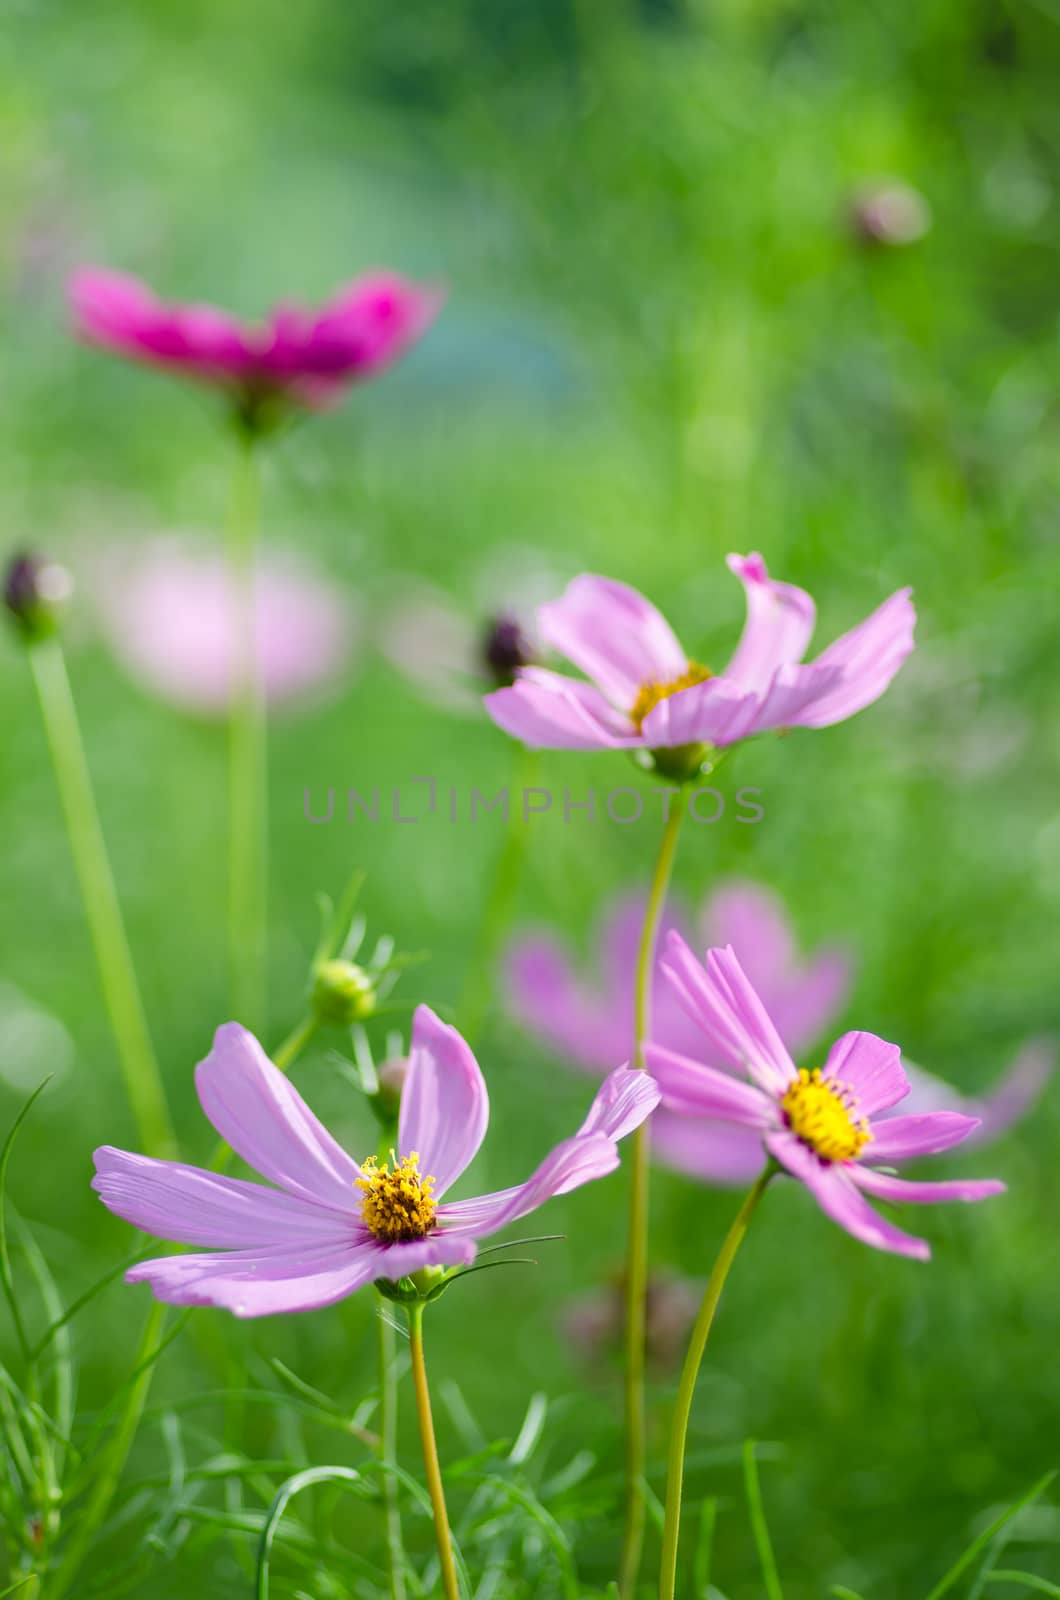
[255,1466,362,1600]
[743,1438,784,1600]
[0,1080,52,1363]
[984,1574,1060,1596]
[923,1472,1058,1600]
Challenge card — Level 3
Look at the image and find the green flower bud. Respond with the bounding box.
[311,959,377,1024]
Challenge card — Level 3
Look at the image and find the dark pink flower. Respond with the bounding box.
[92,1005,658,1317]
[484,557,915,756]
[506,882,1049,1186]
[645,938,1003,1259]
[69,267,442,427]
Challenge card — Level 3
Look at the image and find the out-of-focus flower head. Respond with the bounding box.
[485,556,915,780]
[849,180,932,248]
[646,938,1004,1259]
[89,538,355,716]
[3,551,73,642]
[564,1267,700,1371]
[92,1006,659,1316]
[68,267,442,434]
[506,880,1051,1186]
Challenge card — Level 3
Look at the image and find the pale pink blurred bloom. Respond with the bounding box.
[507,881,1051,1187]
[91,538,355,715]
[68,267,441,426]
[564,1267,700,1371]
[850,180,932,247]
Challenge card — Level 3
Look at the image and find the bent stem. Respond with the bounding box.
[458,742,539,1046]
[406,1302,460,1600]
[27,637,175,1158]
[619,798,685,1597]
[226,432,267,1035]
[658,1166,774,1600]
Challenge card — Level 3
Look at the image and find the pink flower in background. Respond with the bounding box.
[850,180,932,248]
[485,556,915,755]
[564,1267,700,1371]
[69,267,442,424]
[92,1005,659,1317]
[379,583,537,713]
[646,939,1004,1259]
[506,881,1051,1186]
[91,539,354,715]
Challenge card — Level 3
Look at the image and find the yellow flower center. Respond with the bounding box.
[781,1068,872,1163]
[357,1150,437,1243]
[629,661,712,731]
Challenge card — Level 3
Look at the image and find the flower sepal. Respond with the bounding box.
[632,741,725,786]
[374,1264,452,1306]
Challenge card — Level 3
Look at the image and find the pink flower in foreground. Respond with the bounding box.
[645,938,1004,1258]
[484,557,914,762]
[90,539,355,715]
[506,882,1051,1186]
[92,1005,658,1317]
[69,267,441,427]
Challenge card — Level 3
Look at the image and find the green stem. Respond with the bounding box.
[226,434,267,1036]
[618,798,685,1598]
[27,637,175,1158]
[377,1301,407,1600]
[46,1302,167,1600]
[458,743,538,1046]
[658,1167,774,1600]
[271,1014,318,1075]
[406,1303,460,1600]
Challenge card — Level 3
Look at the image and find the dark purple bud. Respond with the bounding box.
[481,612,534,688]
[3,551,72,640]
[849,181,931,248]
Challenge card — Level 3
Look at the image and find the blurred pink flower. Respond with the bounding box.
[68,267,441,426]
[91,539,355,715]
[506,881,1051,1186]
[850,180,932,247]
[485,557,915,758]
[564,1267,700,1371]
[647,939,1003,1259]
[92,1006,659,1317]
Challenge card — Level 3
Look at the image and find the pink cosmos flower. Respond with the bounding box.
[69,267,441,423]
[91,1005,659,1317]
[645,937,1004,1259]
[89,539,355,715]
[484,556,915,757]
[506,882,1050,1186]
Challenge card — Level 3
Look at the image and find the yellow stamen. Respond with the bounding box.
[629,661,712,732]
[781,1068,872,1163]
[357,1150,437,1243]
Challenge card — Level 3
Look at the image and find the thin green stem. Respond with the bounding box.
[377,1303,407,1600]
[226,433,267,1036]
[271,1014,318,1075]
[658,1167,774,1600]
[618,798,685,1598]
[46,1302,167,1600]
[406,1303,460,1600]
[27,637,174,1157]
[743,1438,784,1600]
[458,743,539,1045]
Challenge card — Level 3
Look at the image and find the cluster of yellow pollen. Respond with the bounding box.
[357,1150,437,1243]
[781,1068,872,1163]
[629,660,713,732]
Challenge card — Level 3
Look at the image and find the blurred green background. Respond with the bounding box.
[1,1,1059,1595]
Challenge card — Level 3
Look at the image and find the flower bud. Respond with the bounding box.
[375,1056,409,1116]
[849,181,931,248]
[311,959,377,1024]
[3,552,73,641]
[481,612,534,689]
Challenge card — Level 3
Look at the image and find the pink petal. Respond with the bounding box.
[195,1024,361,1210]
[658,935,797,1095]
[787,588,916,729]
[484,668,642,750]
[739,661,846,737]
[849,1166,1005,1206]
[438,1132,621,1238]
[576,1065,662,1141]
[639,676,760,748]
[765,1130,930,1259]
[366,1232,478,1279]
[399,1006,489,1198]
[92,1148,355,1247]
[723,553,817,693]
[651,1112,766,1186]
[537,575,688,709]
[504,934,627,1074]
[823,1031,908,1116]
[126,1239,381,1317]
[864,1112,980,1163]
[899,1043,1053,1144]
[296,273,443,380]
[645,1043,775,1126]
